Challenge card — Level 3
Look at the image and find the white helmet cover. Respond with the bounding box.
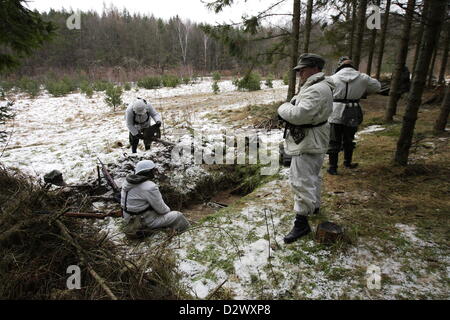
[132,99,147,115]
[135,160,156,174]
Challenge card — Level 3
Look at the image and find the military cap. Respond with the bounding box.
[293,53,326,71]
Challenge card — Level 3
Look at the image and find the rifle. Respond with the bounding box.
[97,157,120,195]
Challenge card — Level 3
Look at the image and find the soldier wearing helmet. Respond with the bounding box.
[125,98,162,153]
[121,160,190,238]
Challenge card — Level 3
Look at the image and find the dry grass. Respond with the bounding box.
[323,92,450,247]
[0,166,190,299]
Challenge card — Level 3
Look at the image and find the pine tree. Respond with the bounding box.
[0,0,56,72]
[384,0,416,122]
[394,0,447,166]
[375,0,391,80]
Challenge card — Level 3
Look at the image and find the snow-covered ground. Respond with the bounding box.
[1,79,285,184]
[2,79,448,300]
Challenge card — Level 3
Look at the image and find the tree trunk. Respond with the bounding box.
[427,44,438,87]
[433,85,450,133]
[438,24,449,85]
[394,0,447,166]
[412,0,430,77]
[287,0,301,101]
[352,0,368,69]
[384,0,416,122]
[349,0,357,57]
[375,0,391,80]
[438,23,450,84]
[303,0,313,53]
[366,0,380,76]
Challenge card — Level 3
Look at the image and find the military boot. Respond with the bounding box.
[284,214,311,244]
[327,153,338,175]
[344,148,358,169]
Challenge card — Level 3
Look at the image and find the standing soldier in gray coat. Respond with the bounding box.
[278,53,335,244]
[327,58,381,175]
[125,98,162,153]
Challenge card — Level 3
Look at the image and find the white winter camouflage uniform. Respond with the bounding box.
[278,72,335,216]
[328,67,381,125]
[121,174,190,233]
[125,103,162,136]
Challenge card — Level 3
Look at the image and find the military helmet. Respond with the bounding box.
[135,160,156,175]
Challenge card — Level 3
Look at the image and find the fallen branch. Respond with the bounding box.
[206,278,229,300]
[55,220,118,300]
[63,211,122,219]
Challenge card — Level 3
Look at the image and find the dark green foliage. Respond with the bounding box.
[0,99,14,142]
[212,72,221,81]
[265,74,274,88]
[92,80,111,92]
[105,85,123,111]
[182,77,190,85]
[0,81,14,94]
[161,75,181,88]
[212,81,220,94]
[80,81,94,98]
[234,72,261,91]
[123,82,132,91]
[45,77,78,97]
[0,0,56,72]
[137,76,161,89]
[17,77,40,97]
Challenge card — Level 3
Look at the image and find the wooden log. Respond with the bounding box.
[315,221,344,245]
[64,211,122,219]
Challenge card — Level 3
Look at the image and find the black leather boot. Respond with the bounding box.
[327,153,338,175]
[284,214,311,244]
[344,148,358,169]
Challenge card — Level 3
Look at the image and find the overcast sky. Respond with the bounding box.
[25,0,293,25]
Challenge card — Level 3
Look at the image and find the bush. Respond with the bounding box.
[124,82,132,91]
[46,80,72,97]
[105,85,123,111]
[212,81,220,94]
[92,80,111,92]
[234,72,261,91]
[80,81,94,98]
[18,78,41,97]
[265,74,274,88]
[137,76,161,89]
[161,75,181,88]
[212,72,221,81]
[0,81,14,94]
[182,76,190,85]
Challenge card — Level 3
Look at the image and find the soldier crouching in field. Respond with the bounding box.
[278,53,335,244]
[121,160,190,239]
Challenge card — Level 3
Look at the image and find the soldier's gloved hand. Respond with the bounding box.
[155,121,162,127]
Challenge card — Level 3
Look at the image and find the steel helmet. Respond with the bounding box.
[135,160,156,175]
[132,98,147,115]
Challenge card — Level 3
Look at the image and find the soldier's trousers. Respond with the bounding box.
[328,123,358,154]
[129,128,152,153]
[289,153,324,216]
